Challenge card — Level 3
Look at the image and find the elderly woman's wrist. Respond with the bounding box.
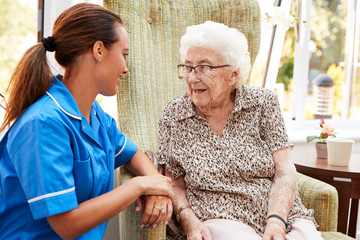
[266,214,292,233]
[176,205,193,225]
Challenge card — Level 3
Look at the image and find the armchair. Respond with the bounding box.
[103,0,355,239]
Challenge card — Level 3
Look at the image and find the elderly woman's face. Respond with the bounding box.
[184,46,236,111]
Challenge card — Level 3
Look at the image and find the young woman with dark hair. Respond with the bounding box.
[0,3,173,239]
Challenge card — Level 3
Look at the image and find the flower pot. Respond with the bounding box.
[316,142,327,159]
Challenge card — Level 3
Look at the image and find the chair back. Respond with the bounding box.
[105,0,261,152]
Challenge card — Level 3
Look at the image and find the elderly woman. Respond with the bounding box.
[158,21,323,240]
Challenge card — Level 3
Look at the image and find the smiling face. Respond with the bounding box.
[95,24,129,96]
[184,46,237,112]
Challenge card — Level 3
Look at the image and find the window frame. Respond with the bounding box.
[263,0,360,143]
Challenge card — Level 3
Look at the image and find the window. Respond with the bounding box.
[286,0,360,121]
[0,0,37,120]
[252,0,360,142]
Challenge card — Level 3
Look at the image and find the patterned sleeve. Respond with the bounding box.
[158,112,185,178]
[259,91,291,153]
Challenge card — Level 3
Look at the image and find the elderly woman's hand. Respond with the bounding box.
[181,209,213,240]
[262,218,286,240]
[135,195,173,228]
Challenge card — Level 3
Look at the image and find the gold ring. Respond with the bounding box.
[154,206,163,211]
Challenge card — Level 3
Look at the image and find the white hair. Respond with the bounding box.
[179,21,251,87]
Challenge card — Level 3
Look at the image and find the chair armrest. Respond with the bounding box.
[297,173,338,232]
[117,166,166,240]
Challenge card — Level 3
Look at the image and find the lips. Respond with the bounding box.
[193,89,206,94]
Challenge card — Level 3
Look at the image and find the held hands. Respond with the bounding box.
[131,175,174,228]
[135,195,173,228]
[262,218,286,240]
[134,174,174,199]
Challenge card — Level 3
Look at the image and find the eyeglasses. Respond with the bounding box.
[177,64,230,78]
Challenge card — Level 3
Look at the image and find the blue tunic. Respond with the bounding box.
[0,76,137,239]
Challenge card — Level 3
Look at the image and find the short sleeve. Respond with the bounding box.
[259,92,291,153]
[158,117,185,179]
[8,115,78,220]
[96,102,137,168]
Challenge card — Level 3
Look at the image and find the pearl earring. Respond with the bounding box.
[98,58,102,63]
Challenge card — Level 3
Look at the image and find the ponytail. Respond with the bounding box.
[0,43,53,131]
[1,3,123,131]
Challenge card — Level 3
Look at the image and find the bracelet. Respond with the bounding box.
[267,214,292,233]
[176,205,191,224]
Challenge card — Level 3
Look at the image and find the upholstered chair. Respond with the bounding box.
[104,0,355,239]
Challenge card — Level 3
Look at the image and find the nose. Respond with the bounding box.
[187,69,200,84]
[123,65,129,75]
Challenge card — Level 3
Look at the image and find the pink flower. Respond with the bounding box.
[306,119,336,143]
[321,123,335,136]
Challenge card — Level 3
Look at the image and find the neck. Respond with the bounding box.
[195,90,236,137]
[196,90,236,119]
[62,74,97,123]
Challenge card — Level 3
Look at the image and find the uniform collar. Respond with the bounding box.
[46,76,82,120]
[174,85,261,121]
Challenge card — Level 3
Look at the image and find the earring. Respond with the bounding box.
[98,58,102,63]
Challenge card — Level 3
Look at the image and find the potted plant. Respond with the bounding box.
[306,119,336,158]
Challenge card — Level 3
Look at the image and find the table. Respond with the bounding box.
[293,152,360,237]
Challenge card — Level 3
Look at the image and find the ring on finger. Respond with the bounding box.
[154,206,163,211]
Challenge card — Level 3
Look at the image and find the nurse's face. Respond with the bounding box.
[95,24,129,96]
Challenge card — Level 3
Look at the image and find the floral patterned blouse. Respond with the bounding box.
[158,85,315,235]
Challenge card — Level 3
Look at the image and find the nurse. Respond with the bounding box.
[0,3,173,239]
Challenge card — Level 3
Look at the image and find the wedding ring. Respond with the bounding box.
[154,206,163,211]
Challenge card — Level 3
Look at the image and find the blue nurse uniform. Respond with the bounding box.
[0,76,138,239]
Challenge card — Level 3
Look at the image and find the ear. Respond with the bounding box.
[229,68,240,86]
[92,41,104,62]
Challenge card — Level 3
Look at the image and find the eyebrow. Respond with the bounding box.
[184,58,213,65]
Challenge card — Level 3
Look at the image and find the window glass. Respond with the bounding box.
[305,0,347,120]
[249,0,278,88]
[351,14,360,119]
[0,0,37,120]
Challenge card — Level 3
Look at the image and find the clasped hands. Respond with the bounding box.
[135,195,173,229]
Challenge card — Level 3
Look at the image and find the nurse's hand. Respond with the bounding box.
[134,174,174,199]
[135,195,173,228]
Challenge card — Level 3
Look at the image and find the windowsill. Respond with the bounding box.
[285,119,360,143]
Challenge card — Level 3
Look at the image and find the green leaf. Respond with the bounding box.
[306,135,317,143]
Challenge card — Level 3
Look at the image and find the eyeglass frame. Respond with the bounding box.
[177,64,231,76]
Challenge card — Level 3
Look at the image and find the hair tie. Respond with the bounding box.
[41,36,56,52]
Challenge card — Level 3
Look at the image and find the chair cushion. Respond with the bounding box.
[321,232,356,240]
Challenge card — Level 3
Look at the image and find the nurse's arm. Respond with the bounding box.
[46,173,173,239]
